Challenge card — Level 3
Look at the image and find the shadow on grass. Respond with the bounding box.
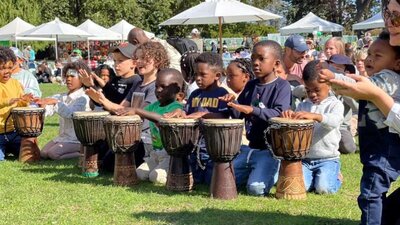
[43,123,61,127]
[132,208,359,225]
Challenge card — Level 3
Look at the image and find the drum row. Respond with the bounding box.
[10,107,315,200]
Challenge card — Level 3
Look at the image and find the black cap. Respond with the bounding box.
[113,42,136,59]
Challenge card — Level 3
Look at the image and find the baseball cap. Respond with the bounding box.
[191,28,200,35]
[327,54,356,74]
[10,47,27,60]
[113,42,136,59]
[284,34,309,52]
[72,49,82,56]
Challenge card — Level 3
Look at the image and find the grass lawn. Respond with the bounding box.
[1,83,399,225]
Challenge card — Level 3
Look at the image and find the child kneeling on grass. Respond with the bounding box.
[38,61,91,160]
[282,60,344,194]
[117,68,185,184]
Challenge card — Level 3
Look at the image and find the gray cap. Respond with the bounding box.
[113,42,136,59]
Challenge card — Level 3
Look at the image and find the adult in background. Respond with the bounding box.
[283,34,309,79]
[10,47,42,98]
[127,28,181,72]
[190,28,203,53]
[28,46,35,63]
[328,0,400,223]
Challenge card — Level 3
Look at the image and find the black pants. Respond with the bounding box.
[383,187,400,225]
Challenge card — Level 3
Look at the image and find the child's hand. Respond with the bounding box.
[9,98,20,105]
[115,107,136,116]
[319,69,335,83]
[281,110,295,118]
[218,94,236,102]
[78,69,95,87]
[85,87,106,104]
[91,72,106,88]
[227,102,253,114]
[186,111,208,119]
[293,111,322,122]
[21,93,34,102]
[35,98,58,107]
[163,108,186,118]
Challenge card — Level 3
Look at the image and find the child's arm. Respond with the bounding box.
[85,87,124,113]
[117,107,162,124]
[163,108,187,118]
[296,100,344,129]
[55,96,90,119]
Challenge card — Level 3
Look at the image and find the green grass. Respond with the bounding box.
[0,84,399,225]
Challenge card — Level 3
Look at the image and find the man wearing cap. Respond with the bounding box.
[70,49,82,62]
[283,34,309,78]
[10,47,42,98]
[190,28,203,53]
[127,28,181,72]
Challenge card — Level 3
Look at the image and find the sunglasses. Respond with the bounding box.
[384,7,400,27]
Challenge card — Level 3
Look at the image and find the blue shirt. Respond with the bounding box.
[185,86,229,116]
[233,77,291,149]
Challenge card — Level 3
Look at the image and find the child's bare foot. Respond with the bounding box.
[338,172,343,183]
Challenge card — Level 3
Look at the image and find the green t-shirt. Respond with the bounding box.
[144,100,183,150]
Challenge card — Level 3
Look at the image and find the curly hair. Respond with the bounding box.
[0,46,16,66]
[229,58,255,80]
[62,60,91,78]
[134,41,170,69]
[180,50,200,83]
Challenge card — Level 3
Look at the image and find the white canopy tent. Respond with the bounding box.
[352,12,384,30]
[280,12,343,35]
[160,0,281,52]
[109,20,154,41]
[0,17,55,46]
[20,18,92,59]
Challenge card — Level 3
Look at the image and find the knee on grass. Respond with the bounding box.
[247,182,270,196]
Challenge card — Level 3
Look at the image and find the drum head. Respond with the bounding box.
[269,117,314,124]
[202,119,243,125]
[159,118,198,124]
[104,115,141,122]
[73,111,110,118]
[11,107,45,112]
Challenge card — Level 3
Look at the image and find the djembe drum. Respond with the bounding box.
[72,111,110,177]
[158,118,200,191]
[11,107,45,163]
[266,117,314,200]
[103,115,142,186]
[202,119,243,200]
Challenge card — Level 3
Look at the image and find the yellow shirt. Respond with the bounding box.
[0,78,28,133]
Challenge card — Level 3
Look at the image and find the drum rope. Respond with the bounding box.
[264,123,281,159]
[195,134,206,170]
[3,113,13,142]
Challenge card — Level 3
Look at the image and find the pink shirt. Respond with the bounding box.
[289,60,308,78]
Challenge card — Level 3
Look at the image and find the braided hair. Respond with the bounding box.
[229,58,255,80]
[180,50,200,83]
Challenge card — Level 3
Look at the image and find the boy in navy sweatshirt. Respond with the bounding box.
[221,40,292,196]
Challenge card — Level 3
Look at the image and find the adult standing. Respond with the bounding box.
[329,0,400,224]
[127,28,181,72]
[190,28,203,53]
[27,46,35,63]
[283,34,309,78]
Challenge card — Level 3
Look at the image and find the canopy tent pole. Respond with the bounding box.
[218,17,222,54]
[87,39,90,66]
[55,35,58,60]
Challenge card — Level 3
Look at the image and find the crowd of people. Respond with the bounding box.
[1,1,400,223]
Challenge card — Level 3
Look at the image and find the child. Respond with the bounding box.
[95,64,116,84]
[282,60,344,194]
[165,52,230,185]
[353,49,368,77]
[326,54,358,155]
[10,47,42,98]
[118,68,184,184]
[226,58,254,96]
[79,42,142,105]
[324,37,345,59]
[319,31,400,224]
[220,40,292,196]
[38,61,91,160]
[0,47,33,161]
[87,41,169,171]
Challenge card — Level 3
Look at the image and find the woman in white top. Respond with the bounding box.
[38,61,91,160]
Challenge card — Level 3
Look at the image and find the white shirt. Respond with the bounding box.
[45,87,91,143]
[296,96,344,159]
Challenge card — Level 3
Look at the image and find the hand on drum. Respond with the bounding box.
[287,111,322,122]
[227,102,253,114]
[163,108,187,118]
[85,87,106,104]
[218,93,236,102]
[35,98,58,107]
[115,107,136,116]
[281,110,295,119]
[10,93,34,105]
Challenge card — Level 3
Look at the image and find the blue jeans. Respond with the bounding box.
[189,145,213,185]
[233,145,280,196]
[0,131,22,161]
[302,158,342,194]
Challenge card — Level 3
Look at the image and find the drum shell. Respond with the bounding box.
[159,120,199,157]
[72,112,110,146]
[202,120,243,162]
[11,108,45,137]
[268,121,314,160]
[103,117,142,153]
